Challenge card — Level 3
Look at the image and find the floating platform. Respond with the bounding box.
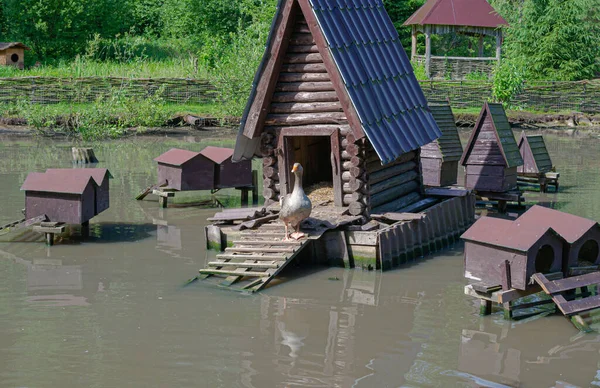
[517,171,560,193]
[203,193,476,292]
[466,267,600,331]
[474,189,524,212]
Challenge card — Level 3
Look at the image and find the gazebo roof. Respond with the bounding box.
[404,0,508,29]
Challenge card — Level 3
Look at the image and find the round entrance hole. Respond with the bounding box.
[10,53,19,63]
[578,240,599,265]
[535,245,555,273]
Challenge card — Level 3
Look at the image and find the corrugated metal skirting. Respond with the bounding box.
[377,194,476,270]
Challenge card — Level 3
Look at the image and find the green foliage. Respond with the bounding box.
[383,0,425,50]
[491,0,600,81]
[465,71,490,81]
[492,60,525,105]
[411,61,427,80]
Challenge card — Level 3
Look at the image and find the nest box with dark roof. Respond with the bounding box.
[0,42,30,70]
[517,132,553,175]
[462,216,566,290]
[420,102,463,187]
[21,168,112,225]
[460,102,523,192]
[462,205,600,290]
[154,147,252,191]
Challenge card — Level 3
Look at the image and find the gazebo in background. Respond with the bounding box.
[404,0,508,79]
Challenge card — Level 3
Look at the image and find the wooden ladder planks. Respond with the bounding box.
[532,272,600,316]
[135,182,167,200]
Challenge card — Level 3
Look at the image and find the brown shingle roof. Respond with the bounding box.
[0,42,31,51]
[21,171,96,194]
[199,146,234,164]
[516,205,598,244]
[154,148,201,166]
[461,216,564,252]
[46,168,111,186]
[403,0,508,28]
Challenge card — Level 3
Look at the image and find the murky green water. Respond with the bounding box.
[1,130,600,388]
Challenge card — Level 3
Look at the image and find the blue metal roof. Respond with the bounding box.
[310,0,441,164]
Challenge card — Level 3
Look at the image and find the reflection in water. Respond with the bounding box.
[1,134,600,387]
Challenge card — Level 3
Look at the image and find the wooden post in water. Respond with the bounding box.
[480,299,492,315]
[72,147,98,164]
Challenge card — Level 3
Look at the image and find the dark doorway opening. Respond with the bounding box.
[11,53,18,63]
[578,240,599,265]
[535,245,555,273]
[287,135,333,190]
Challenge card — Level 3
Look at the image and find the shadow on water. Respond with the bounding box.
[57,222,156,244]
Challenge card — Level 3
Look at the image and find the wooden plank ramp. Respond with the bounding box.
[199,207,362,292]
[135,182,167,200]
[532,272,600,330]
[0,215,48,236]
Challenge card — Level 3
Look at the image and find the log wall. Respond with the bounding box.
[261,11,356,206]
[364,142,423,214]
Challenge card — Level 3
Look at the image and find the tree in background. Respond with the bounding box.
[492,0,600,81]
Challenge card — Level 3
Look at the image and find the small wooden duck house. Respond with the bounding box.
[460,103,523,192]
[462,216,565,290]
[199,146,253,189]
[0,42,30,70]
[233,0,444,216]
[21,172,99,225]
[517,132,553,175]
[46,168,111,215]
[420,102,463,187]
[154,147,252,191]
[516,205,600,268]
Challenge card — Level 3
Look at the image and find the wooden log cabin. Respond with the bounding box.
[460,102,523,192]
[232,0,443,216]
[420,102,463,187]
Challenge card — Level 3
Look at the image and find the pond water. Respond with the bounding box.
[1,130,600,387]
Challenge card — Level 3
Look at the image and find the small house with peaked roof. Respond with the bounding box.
[462,216,566,290]
[233,0,442,216]
[46,168,111,215]
[0,42,30,70]
[517,132,553,175]
[460,103,523,192]
[21,172,98,225]
[420,102,463,187]
[516,205,600,269]
[155,147,252,191]
[404,0,508,79]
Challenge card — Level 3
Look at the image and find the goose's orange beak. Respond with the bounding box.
[291,164,298,173]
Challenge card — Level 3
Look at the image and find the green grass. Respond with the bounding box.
[0,57,207,79]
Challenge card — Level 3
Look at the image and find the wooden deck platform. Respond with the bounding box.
[474,189,524,212]
[517,171,560,193]
[465,268,600,331]
[200,205,362,292]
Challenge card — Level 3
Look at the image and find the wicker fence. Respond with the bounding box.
[419,80,600,113]
[0,77,599,114]
[0,77,217,105]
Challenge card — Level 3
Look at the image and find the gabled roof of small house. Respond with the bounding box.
[234,0,441,165]
[154,148,201,167]
[420,102,462,162]
[518,132,553,173]
[461,216,565,253]
[199,146,234,164]
[0,42,31,51]
[460,102,523,168]
[21,171,96,195]
[516,205,598,244]
[46,168,112,186]
[403,0,508,28]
